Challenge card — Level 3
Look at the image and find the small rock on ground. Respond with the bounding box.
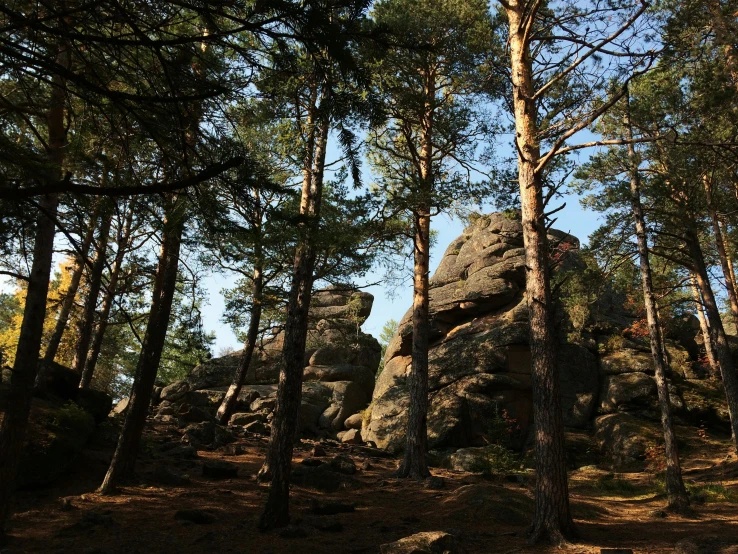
[380,531,461,554]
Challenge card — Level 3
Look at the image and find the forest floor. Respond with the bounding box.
[2,418,738,554]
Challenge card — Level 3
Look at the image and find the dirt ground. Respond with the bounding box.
[2,420,738,554]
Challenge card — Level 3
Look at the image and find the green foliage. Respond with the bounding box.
[367,0,498,215]
[158,277,214,384]
[376,318,399,377]
[51,402,96,441]
[594,473,639,495]
[463,444,517,475]
[687,482,738,504]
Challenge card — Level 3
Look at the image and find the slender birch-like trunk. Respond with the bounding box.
[690,274,720,376]
[703,175,738,328]
[216,190,264,424]
[686,224,738,452]
[99,196,185,493]
[625,98,688,511]
[44,207,98,363]
[258,80,330,529]
[73,203,113,379]
[80,205,135,388]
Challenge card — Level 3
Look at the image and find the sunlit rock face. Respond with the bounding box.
[363,212,598,453]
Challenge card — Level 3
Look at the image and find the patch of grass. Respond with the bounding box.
[594,473,640,495]
[687,482,738,503]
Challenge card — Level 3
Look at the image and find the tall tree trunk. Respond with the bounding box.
[690,274,720,376]
[505,3,574,544]
[216,192,264,425]
[258,82,328,530]
[73,203,112,380]
[44,208,98,362]
[723,222,738,295]
[703,175,738,327]
[80,205,135,388]
[99,197,185,493]
[396,70,433,480]
[0,43,68,537]
[625,100,688,511]
[686,224,738,452]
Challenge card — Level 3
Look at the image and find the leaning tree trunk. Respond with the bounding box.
[81,204,135,388]
[686,224,738,452]
[505,2,574,544]
[99,197,185,493]
[625,104,688,511]
[690,274,720,376]
[396,70,433,480]
[258,82,328,530]
[74,203,113,382]
[0,43,68,537]
[216,239,264,424]
[44,207,98,363]
[703,175,738,328]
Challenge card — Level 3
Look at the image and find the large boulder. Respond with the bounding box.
[364,213,597,452]
[594,412,661,468]
[599,372,657,414]
[180,286,381,439]
[34,360,80,400]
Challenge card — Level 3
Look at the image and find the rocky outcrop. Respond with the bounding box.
[362,211,728,470]
[0,361,113,489]
[364,212,597,453]
[161,286,381,438]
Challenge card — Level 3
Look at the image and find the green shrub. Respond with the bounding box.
[687,482,738,503]
[52,402,96,439]
[464,444,517,474]
[595,473,638,495]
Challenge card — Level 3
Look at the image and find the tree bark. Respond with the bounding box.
[625,99,688,511]
[44,208,98,363]
[703,174,738,328]
[723,223,738,296]
[258,81,328,530]
[505,3,574,544]
[73,203,112,381]
[396,68,433,480]
[0,41,68,537]
[686,224,738,452]
[690,274,720,376]
[216,191,264,425]
[99,196,185,493]
[80,204,135,388]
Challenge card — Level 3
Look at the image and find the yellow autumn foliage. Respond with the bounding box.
[0,257,83,367]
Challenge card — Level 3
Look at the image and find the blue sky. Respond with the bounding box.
[200,140,607,354]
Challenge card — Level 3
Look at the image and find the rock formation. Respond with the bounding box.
[156,286,382,437]
[363,212,729,470]
[363,212,597,453]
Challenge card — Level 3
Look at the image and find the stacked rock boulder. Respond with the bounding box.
[153,286,382,439]
[363,211,729,470]
[363,212,599,453]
